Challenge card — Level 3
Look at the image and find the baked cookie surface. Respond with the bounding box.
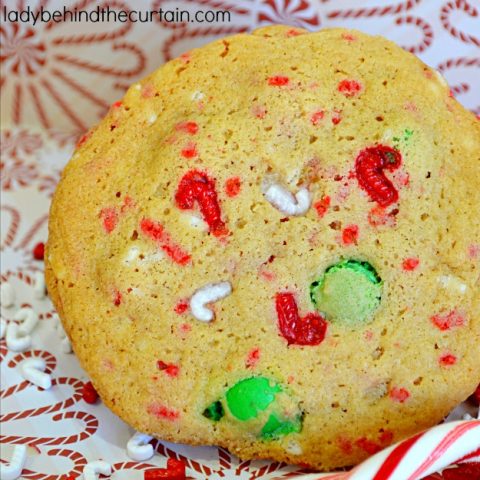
[46,25,480,470]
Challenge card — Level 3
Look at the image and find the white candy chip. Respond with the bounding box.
[190,281,232,322]
[148,113,157,124]
[126,431,154,461]
[285,440,303,455]
[0,444,27,480]
[14,307,38,335]
[21,357,52,390]
[437,275,467,294]
[6,323,31,352]
[191,90,204,101]
[33,271,46,299]
[83,461,112,480]
[1,282,16,308]
[262,181,311,216]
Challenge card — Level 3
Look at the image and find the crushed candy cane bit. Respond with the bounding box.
[402,257,420,271]
[389,386,410,403]
[157,360,180,377]
[431,309,466,331]
[268,75,290,86]
[190,281,232,322]
[439,353,457,366]
[175,170,227,237]
[338,79,363,97]
[21,357,52,390]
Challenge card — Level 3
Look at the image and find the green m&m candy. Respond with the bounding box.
[261,413,303,440]
[226,377,281,421]
[310,259,382,326]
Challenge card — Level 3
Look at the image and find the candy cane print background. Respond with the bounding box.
[1,0,480,478]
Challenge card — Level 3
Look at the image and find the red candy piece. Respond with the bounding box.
[439,353,457,366]
[140,219,191,265]
[389,386,410,403]
[174,301,188,314]
[402,257,420,271]
[99,207,118,233]
[225,176,241,197]
[355,145,402,207]
[175,121,198,135]
[342,224,359,245]
[147,403,180,421]
[268,75,290,86]
[338,79,363,97]
[175,170,227,236]
[275,293,327,346]
[314,195,330,218]
[181,141,198,158]
[157,360,180,377]
[82,381,98,404]
[33,242,45,261]
[431,309,465,331]
[144,459,186,480]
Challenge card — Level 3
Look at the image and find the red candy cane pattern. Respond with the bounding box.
[440,0,480,47]
[327,0,421,19]
[395,16,434,53]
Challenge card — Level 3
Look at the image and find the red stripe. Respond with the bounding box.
[373,431,424,479]
[408,421,480,479]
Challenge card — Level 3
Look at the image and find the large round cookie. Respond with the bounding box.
[46,26,480,470]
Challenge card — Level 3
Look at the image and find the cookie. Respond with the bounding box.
[46,25,480,470]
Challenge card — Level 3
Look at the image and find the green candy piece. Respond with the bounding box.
[226,377,281,421]
[261,413,303,440]
[310,259,382,326]
[203,400,224,422]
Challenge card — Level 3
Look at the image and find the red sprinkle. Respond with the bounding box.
[181,141,198,158]
[268,75,290,86]
[389,386,410,403]
[175,170,227,237]
[338,79,363,97]
[313,195,330,218]
[246,347,261,369]
[76,131,92,148]
[157,360,180,377]
[174,301,189,314]
[342,225,359,245]
[355,145,402,207]
[368,205,396,227]
[147,403,180,421]
[140,218,191,265]
[144,459,186,480]
[431,309,465,331]
[439,353,457,367]
[355,437,382,455]
[113,290,122,306]
[99,207,118,234]
[331,109,342,125]
[112,100,122,109]
[275,292,327,346]
[310,110,325,126]
[82,381,99,404]
[175,121,199,135]
[337,437,353,454]
[33,242,45,261]
[286,28,302,37]
[342,33,357,41]
[402,257,420,271]
[225,177,241,197]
